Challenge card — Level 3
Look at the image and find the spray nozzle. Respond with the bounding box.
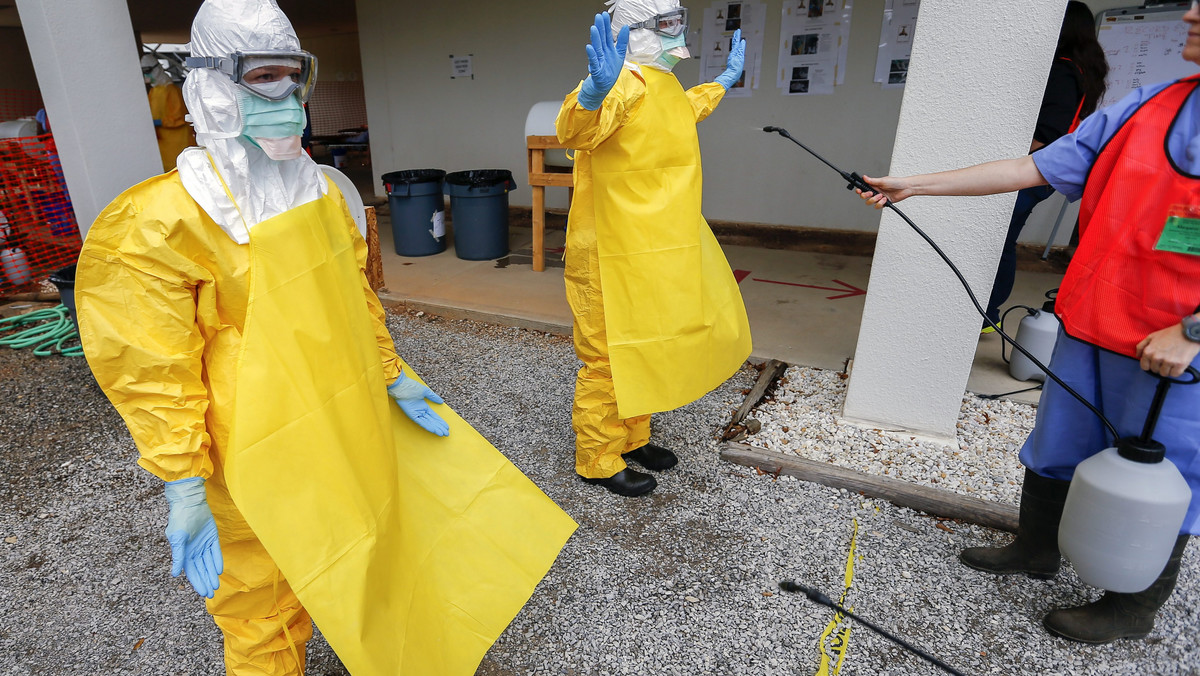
[778,579,832,605]
[778,579,970,675]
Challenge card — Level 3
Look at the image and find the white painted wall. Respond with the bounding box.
[15,0,161,236]
[357,0,905,232]
[842,0,1069,439]
[356,0,1140,242]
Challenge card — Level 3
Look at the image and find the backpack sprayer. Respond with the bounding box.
[763,125,1198,674]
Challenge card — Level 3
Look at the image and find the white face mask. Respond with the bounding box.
[656,33,690,70]
[254,135,303,160]
[627,25,691,72]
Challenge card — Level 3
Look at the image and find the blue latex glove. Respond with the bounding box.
[578,13,630,111]
[153,119,163,127]
[163,477,223,599]
[388,372,450,437]
[714,29,746,90]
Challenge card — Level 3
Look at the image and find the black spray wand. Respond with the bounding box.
[779,580,970,676]
[762,125,1120,441]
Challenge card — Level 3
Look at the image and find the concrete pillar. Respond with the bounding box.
[15,0,161,236]
[842,0,1068,439]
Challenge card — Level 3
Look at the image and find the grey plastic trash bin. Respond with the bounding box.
[48,264,78,333]
[382,169,447,257]
[444,170,518,261]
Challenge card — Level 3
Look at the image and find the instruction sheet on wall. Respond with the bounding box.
[874,0,919,88]
[1097,8,1193,108]
[701,1,767,97]
[776,0,854,96]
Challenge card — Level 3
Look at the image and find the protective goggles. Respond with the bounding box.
[628,8,688,37]
[186,50,318,102]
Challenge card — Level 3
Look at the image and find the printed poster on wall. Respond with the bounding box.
[700,1,768,98]
[777,0,854,96]
[874,0,919,88]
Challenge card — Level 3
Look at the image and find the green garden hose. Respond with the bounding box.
[0,305,83,357]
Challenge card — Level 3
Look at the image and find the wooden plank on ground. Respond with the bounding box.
[721,359,788,440]
[736,359,788,423]
[720,441,1019,533]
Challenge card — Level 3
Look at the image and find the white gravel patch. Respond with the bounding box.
[750,365,1038,506]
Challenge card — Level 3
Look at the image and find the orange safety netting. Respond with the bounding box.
[0,134,80,296]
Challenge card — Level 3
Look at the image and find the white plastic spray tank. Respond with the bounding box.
[0,216,32,287]
[1006,292,1061,382]
[1058,370,1197,593]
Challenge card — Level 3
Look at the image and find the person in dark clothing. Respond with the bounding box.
[984,0,1108,330]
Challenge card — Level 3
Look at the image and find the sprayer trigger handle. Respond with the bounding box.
[845,172,873,194]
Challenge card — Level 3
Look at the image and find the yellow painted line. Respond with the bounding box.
[815,518,860,676]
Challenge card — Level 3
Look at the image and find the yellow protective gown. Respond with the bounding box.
[148,82,192,172]
[556,66,752,479]
[77,170,576,675]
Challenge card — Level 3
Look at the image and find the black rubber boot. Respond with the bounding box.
[960,468,1072,578]
[623,443,678,471]
[579,467,657,497]
[1044,534,1189,644]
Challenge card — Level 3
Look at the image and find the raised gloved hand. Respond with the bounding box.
[388,372,450,437]
[714,29,746,90]
[163,477,223,599]
[578,12,630,111]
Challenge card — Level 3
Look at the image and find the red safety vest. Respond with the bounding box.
[1057,75,1200,357]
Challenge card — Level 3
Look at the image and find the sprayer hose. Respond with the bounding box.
[0,305,83,357]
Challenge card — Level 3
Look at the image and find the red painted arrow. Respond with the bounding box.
[752,277,866,300]
[733,269,752,284]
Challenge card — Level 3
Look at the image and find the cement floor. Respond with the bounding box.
[369,206,1063,407]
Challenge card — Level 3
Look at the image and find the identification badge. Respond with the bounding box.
[1155,204,1200,256]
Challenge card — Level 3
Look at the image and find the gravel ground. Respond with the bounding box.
[750,365,1037,505]
[1,309,1197,675]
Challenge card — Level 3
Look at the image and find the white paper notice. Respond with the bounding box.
[430,210,446,239]
[450,54,473,79]
[874,0,919,88]
[700,1,768,98]
[777,0,854,96]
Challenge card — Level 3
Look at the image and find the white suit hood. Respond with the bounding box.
[178,0,325,244]
[606,0,690,72]
[141,54,173,87]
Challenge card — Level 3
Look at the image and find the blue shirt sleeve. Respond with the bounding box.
[1032,81,1176,201]
[1032,79,1200,200]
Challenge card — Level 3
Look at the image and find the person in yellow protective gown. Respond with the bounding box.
[77,2,575,674]
[141,54,192,172]
[556,1,752,497]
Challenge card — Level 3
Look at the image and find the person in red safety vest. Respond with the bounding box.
[981,0,1109,331]
[856,2,1200,645]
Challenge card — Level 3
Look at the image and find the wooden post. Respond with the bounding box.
[526,135,575,273]
[530,145,546,272]
[364,205,385,291]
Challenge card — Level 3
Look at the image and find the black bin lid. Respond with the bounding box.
[381,169,446,185]
[445,169,514,187]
